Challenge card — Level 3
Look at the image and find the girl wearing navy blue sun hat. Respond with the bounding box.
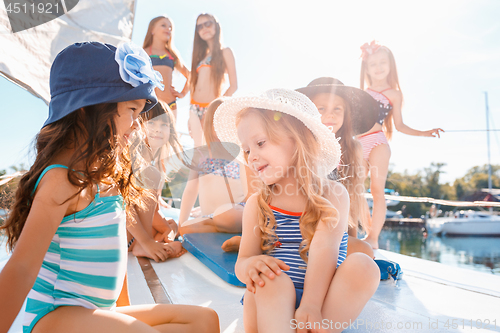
[0,41,220,333]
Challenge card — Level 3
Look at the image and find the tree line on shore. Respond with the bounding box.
[1,163,499,220]
[383,163,500,218]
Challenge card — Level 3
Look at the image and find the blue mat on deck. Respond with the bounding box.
[181,233,244,287]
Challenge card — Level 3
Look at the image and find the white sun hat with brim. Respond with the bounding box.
[213,88,341,176]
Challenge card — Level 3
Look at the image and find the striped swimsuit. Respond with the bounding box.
[23,165,127,333]
[268,205,348,308]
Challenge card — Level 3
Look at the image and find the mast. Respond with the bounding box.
[485,92,493,213]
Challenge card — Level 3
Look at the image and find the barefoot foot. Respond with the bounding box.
[165,241,187,258]
[221,236,242,252]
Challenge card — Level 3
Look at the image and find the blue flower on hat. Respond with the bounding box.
[115,42,164,91]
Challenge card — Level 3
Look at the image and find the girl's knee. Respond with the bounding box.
[255,272,294,299]
[348,238,374,258]
[341,253,380,288]
[197,307,220,333]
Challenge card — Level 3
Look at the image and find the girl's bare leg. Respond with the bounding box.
[242,289,259,333]
[221,235,242,252]
[188,112,204,147]
[179,205,243,235]
[321,253,380,332]
[170,105,177,122]
[346,236,374,258]
[34,304,219,333]
[252,273,296,333]
[132,240,186,259]
[364,144,391,249]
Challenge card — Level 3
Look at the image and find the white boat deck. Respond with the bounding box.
[4,249,500,332]
[130,250,500,333]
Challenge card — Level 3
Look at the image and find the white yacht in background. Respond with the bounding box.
[426,210,500,235]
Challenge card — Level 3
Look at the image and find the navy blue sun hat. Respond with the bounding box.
[44,41,164,128]
[296,77,379,135]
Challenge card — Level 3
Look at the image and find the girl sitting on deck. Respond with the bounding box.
[214,89,379,332]
[179,98,258,238]
[358,41,443,249]
[0,42,219,333]
[189,13,238,146]
[127,100,186,262]
[297,77,379,258]
[143,15,190,120]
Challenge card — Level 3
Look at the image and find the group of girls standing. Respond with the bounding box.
[143,14,237,146]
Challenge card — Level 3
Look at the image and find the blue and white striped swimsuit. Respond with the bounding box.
[268,205,348,290]
[23,165,127,333]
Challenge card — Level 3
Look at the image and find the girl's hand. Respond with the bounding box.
[166,219,179,240]
[243,255,289,293]
[170,86,183,98]
[422,128,444,138]
[142,239,172,262]
[295,304,328,333]
[190,206,202,218]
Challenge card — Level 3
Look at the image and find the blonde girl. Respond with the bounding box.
[143,15,190,119]
[358,41,443,249]
[126,101,186,262]
[179,98,257,237]
[0,42,218,333]
[214,89,379,333]
[297,77,380,258]
[189,13,238,146]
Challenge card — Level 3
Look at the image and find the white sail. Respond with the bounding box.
[0,0,136,104]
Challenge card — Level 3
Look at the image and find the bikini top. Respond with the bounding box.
[149,46,175,69]
[366,88,393,125]
[196,55,212,72]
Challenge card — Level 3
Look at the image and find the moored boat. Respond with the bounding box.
[426,210,500,236]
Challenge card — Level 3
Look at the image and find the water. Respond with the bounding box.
[1,229,499,275]
[379,226,500,275]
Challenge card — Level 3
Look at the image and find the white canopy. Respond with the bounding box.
[0,0,136,104]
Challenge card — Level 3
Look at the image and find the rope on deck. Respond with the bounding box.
[365,193,500,208]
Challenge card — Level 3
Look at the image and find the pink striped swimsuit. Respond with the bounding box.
[358,88,393,161]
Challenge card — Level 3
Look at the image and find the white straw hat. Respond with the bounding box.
[213,88,341,176]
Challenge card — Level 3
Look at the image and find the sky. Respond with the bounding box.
[1,0,500,184]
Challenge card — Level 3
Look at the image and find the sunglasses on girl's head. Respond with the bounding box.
[196,20,214,31]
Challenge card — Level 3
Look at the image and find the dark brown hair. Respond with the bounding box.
[1,104,148,251]
[333,101,367,231]
[190,13,226,97]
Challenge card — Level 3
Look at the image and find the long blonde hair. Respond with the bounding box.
[360,46,402,140]
[190,13,226,97]
[143,16,183,70]
[237,108,339,262]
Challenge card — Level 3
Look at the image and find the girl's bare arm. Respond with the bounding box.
[300,182,350,309]
[222,48,238,97]
[178,168,200,225]
[174,61,191,98]
[235,193,289,292]
[390,90,443,137]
